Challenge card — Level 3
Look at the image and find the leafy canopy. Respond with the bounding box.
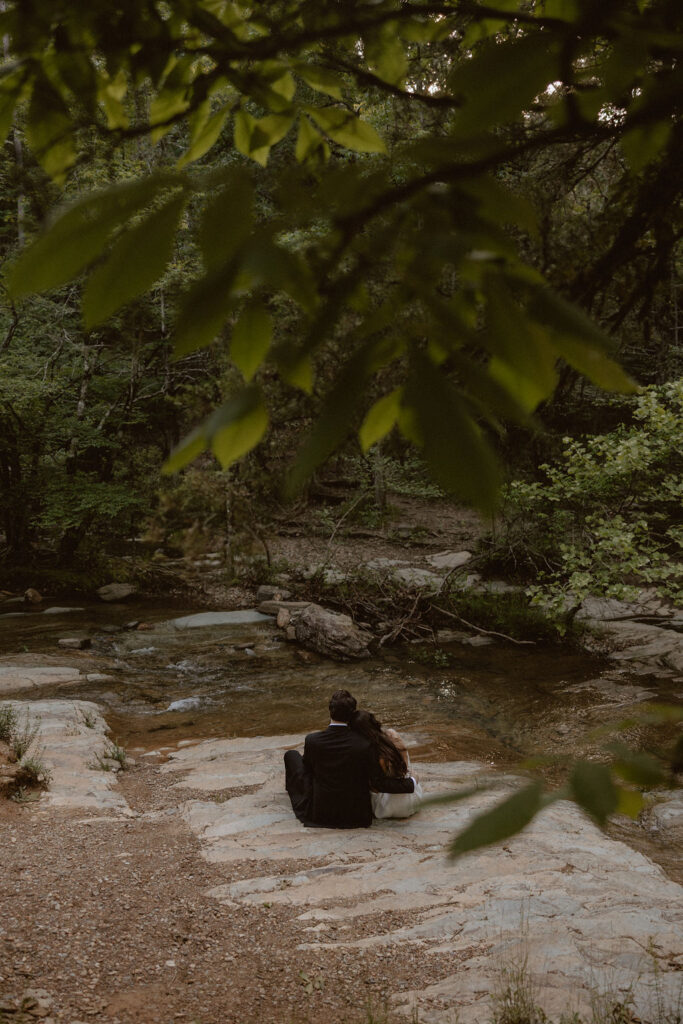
[4,0,679,508]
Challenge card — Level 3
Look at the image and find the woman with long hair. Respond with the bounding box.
[349,710,423,819]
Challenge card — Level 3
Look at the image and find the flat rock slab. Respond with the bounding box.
[0,665,84,697]
[392,567,444,589]
[578,595,673,622]
[601,620,683,674]
[97,583,138,602]
[169,610,273,630]
[1,699,131,814]
[427,550,472,570]
[163,734,683,1023]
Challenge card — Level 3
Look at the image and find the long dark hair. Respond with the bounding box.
[349,710,407,778]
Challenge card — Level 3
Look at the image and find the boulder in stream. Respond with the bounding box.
[293,603,372,660]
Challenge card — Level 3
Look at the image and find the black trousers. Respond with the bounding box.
[284,749,311,823]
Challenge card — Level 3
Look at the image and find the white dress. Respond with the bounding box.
[371,731,423,820]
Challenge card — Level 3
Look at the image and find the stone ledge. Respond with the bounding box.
[163,732,683,1024]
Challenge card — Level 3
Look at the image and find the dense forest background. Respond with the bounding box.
[0,0,680,611]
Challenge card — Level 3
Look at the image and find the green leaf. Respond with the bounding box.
[486,278,558,412]
[162,388,267,473]
[359,388,403,452]
[527,286,637,393]
[257,112,295,147]
[287,341,397,493]
[265,67,296,104]
[448,351,534,427]
[82,194,187,327]
[150,56,194,140]
[461,18,507,49]
[161,429,206,474]
[178,103,230,168]
[615,787,644,819]
[233,108,255,159]
[449,782,544,858]
[570,762,618,825]
[400,16,451,43]
[97,69,129,130]
[621,121,672,173]
[244,239,317,311]
[199,174,253,268]
[280,355,313,394]
[608,744,666,787]
[8,174,181,297]
[538,0,579,19]
[231,305,273,381]
[295,64,343,100]
[366,24,408,86]
[174,263,238,357]
[639,704,683,725]
[449,35,558,137]
[234,109,294,166]
[307,107,386,154]
[211,399,268,468]
[405,352,501,513]
[25,73,76,183]
[420,784,491,809]
[397,405,422,445]
[460,177,538,236]
[295,116,330,164]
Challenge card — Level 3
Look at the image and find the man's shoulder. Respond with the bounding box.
[304,728,328,745]
[304,728,368,747]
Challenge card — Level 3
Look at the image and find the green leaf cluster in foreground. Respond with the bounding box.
[3,0,677,508]
[447,705,681,858]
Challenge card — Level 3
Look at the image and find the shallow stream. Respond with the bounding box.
[3,598,683,880]
[2,598,680,768]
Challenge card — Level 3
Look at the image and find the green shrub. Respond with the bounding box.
[16,754,52,788]
[484,381,683,612]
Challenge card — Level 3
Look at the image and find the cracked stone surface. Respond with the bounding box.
[163,733,683,1023]
[1,698,132,814]
[0,665,85,697]
[600,621,683,675]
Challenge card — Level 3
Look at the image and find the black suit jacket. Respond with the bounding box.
[302,725,414,829]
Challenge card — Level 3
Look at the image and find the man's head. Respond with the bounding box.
[328,689,357,724]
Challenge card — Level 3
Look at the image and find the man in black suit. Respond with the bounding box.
[284,689,415,829]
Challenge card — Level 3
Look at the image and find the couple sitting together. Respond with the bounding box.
[284,689,423,829]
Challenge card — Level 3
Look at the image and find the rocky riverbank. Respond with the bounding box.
[1,698,682,1024]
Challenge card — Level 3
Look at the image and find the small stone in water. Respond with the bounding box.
[167,698,204,712]
[57,638,90,650]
